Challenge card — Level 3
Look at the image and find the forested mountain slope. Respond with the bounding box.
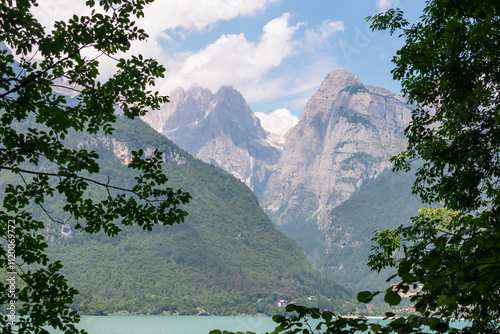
[6,116,353,315]
[317,168,423,292]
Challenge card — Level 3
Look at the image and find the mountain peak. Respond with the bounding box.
[318,70,363,96]
[141,84,281,191]
[187,86,213,100]
[214,85,246,104]
[217,85,236,93]
[264,68,412,223]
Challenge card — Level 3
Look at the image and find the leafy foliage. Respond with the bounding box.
[221,0,500,333]
[211,304,386,334]
[372,3,500,212]
[0,1,190,332]
[369,206,500,328]
[363,0,500,332]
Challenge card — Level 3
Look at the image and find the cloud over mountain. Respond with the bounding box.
[255,108,299,136]
[158,13,300,102]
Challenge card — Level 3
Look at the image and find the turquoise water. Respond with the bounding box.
[49,315,471,334]
[52,315,277,334]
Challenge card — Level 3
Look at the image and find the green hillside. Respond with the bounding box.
[12,116,353,316]
[316,168,424,292]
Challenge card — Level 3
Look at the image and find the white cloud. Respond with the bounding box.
[377,0,394,12]
[25,1,335,116]
[31,1,89,30]
[305,20,344,47]
[159,13,301,101]
[142,0,280,34]
[255,108,299,136]
[28,0,282,80]
[31,0,280,34]
[318,20,345,38]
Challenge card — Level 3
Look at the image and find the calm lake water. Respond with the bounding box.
[51,315,277,334]
[49,315,471,334]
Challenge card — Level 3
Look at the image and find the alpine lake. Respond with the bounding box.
[48,315,471,334]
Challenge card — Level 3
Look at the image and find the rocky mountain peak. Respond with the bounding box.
[210,86,261,131]
[168,86,214,105]
[263,69,413,228]
[189,86,213,100]
[169,86,185,98]
[298,70,366,128]
[141,85,282,192]
[214,85,244,103]
[317,69,363,96]
[143,69,412,232]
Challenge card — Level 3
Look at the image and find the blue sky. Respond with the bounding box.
[35,0,425,120]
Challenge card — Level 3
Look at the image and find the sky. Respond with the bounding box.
[31,0,425,132]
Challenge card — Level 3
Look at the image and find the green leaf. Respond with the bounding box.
[357,290,379,303]
[384,289,402,306]
[322,311,333,323]
[273,326,285,333]
[272,315,286,323]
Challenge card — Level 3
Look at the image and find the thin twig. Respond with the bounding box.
[0,165,158,207]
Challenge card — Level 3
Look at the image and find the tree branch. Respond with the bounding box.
[1,165,156,205]
[0,44,89,99]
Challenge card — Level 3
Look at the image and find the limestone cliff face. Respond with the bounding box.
[142,86,281,193]
[141,70,412,235]
[261,70,412,230]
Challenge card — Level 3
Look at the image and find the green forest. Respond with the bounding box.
[1,116,354,316]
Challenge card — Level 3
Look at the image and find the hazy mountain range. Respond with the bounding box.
[142,69,423,291]
[143,86,282,194]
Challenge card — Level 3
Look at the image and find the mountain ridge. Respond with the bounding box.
[140,69,419,291]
